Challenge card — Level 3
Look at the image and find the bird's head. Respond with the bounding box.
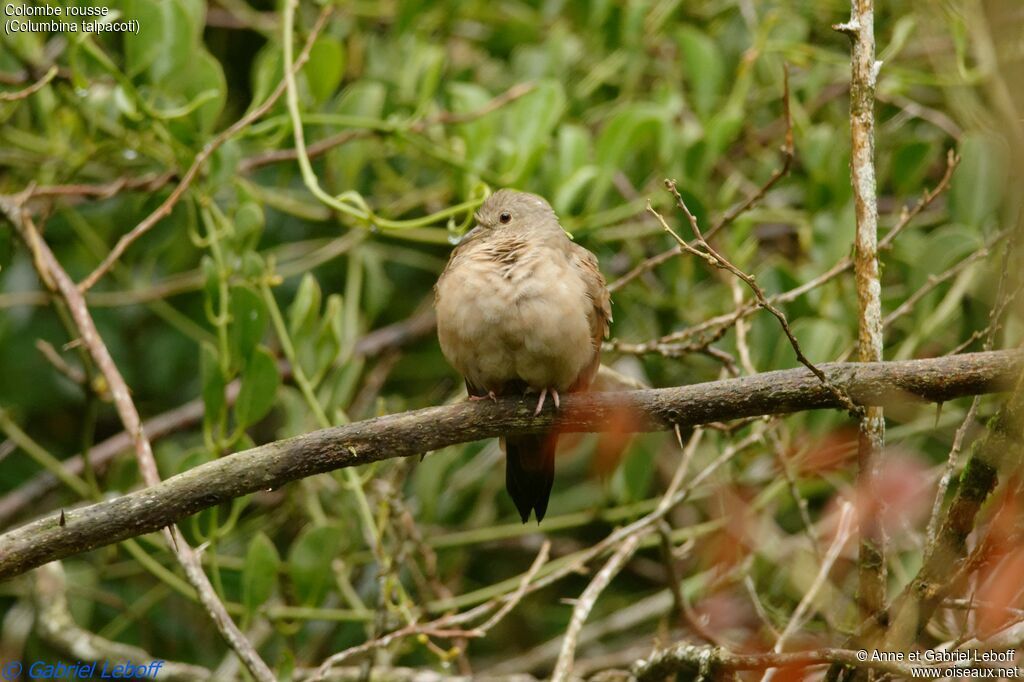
[466,189,563,240]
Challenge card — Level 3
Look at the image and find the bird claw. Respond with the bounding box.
[469,391,498,403]
[533,388,560,416]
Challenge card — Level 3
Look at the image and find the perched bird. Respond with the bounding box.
[434,190,611,523]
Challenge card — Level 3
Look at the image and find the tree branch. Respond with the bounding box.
[840,0,888,631]
[0,350,1018,581]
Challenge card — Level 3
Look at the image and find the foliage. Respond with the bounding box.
[0,0,1021,677]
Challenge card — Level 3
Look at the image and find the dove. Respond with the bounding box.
[434,190,611,522]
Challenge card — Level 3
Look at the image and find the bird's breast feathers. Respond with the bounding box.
[435,241,597,393]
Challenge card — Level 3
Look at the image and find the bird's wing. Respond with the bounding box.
[567,241,611,390]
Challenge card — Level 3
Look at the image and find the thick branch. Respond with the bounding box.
[843,0,888,630]
[0,350,1018,581]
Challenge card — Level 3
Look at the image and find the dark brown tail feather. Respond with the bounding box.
[502,433,557,523]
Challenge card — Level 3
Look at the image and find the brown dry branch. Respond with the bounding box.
[34,339,89,390]
[0,350,1018,580]
[653,181,863,417]
[762,502,855,682]
[924,231,1019,549]
[311,541,551,680]
[882,229,1007,330]
[1,230,367,309]
[608,149,959,358]
[0,307,436,528]
[32,562,214,681]
[608,68,794,295]
[815,365,1024,679]
[28,171,177,201]
[551,420,706,681]
[837,0,887,630]
[0,65,57,102]
[875,322,1024,651]
[76,6,333,293]
[0,199,275,680]
[630,642,1014,681]
[299,669,540,682]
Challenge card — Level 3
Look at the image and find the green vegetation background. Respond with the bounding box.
[0,0,1019,675]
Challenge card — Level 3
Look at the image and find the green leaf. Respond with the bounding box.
[448,83,497,168]
[288,524,345,606]
[235,346,280,429]
[782,318,846,367]
[950,133,1009,227]
[163,50,227,138]
[313,294,344,378]
[504,80,566,184]
[201,255,220,314]
[554,165,599,216]
[229,286,267,368]
[250,44,284,111]
[614,438,656,503]
[677,25,725,119]
[242,532,281,618]
[327,82,387,189]
[361,249,393,319]
[200,342,225,431]
[123,0,193,80]
[415,45,446,112]
[556,124,592,182]
[288,274,322,341]
[233,202,265,252]
[304,39,346,104]
[891,141,935,196]
[588,104,665,209]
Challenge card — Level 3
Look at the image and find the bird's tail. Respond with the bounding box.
[502,433,557,523]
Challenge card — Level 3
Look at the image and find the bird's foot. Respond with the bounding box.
[532,387,560,416]
[469,391,498,403]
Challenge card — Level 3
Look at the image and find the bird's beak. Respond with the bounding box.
[459,225,483,244]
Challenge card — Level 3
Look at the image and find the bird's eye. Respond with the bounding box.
[499,211,512,224]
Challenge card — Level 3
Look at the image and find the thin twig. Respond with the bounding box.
[0,65,57,102]
[29,171,176,200]
[763,502,855,681]
[632,642,998,681]
[239,82,536,173]
[925,229,1019,549]
[76,7,333,292]
[33,562,213,681]
[312,541,549,678]
[609,150,960,358]
[551,426,705,680]
[551,534,642,681]
[1,200,276,681]
[608,67,794,294]
[34,339,88,390]
[650,182,863,417]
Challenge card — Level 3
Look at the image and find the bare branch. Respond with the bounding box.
[76,7,333,293]
[33,562,213,681]
[0,65,56,102]
[0,201,276,680]
[608,149,959,358]
[0,350,1018,581]
[651,182,863,417]
[608,67,793,294]
[631,641,1010,681]
[840,0,887,628]
[0,309,436,528]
